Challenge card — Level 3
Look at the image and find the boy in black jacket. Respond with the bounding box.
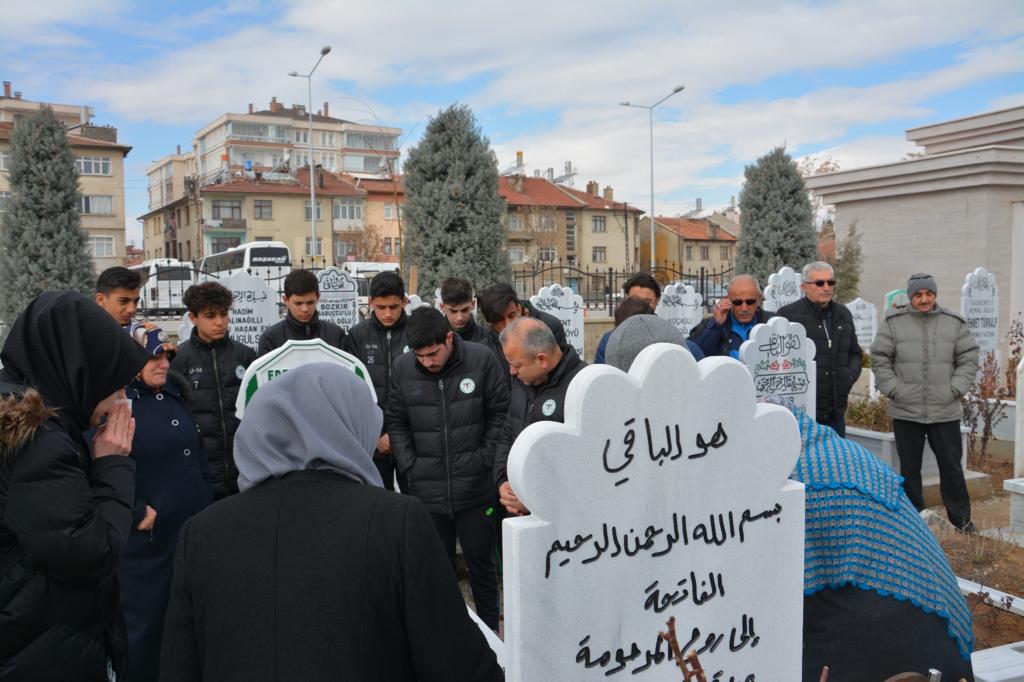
[171,282,256,498]
[257,269,346,356]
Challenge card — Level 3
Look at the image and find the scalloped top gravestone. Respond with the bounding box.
[434,287,444,311]
[176,271,280,352]
[846,297,878,350]
[315,267,359,332]
[761,266,801,313]
[530,284,585,358]
[502,345,805,680]
[739,316,817,418]
[404,294,431,316]
[655,283,704,338]
[961,267,999,365]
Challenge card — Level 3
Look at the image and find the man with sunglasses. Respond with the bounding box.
[689,274,773,359]
[778,261,862,436]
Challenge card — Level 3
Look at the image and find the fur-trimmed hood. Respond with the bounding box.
[0,387,57,457]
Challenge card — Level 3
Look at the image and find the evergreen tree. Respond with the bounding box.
[0,107,93,333]
[402,104,509,296]
[832,222,863,303]
[736,147,818,284]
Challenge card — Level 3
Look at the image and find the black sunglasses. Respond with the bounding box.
[731,298,758,306]
[807,279,837,287]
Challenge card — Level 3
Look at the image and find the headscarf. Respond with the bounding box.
[234,363,384,492]
[1,291,150,431]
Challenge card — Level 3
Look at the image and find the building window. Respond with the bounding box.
[0,152,9,172]
[305,237,323,256]
[383,203,395,220]
[700,245,710,260]
[304,201,323,221]
[539,247,556,262]
[384,238,392,255]
[294,129,309,144]
[79,195,114,215]
[334,240,357,260]
[592,246,607,263]
[535,214,555,231]
[686,245,693,260]
[211,200,242,220]
[76,156,110,175]
[320,132,336,146]
[394,238,401,256]
[253,199,272,220]
[592,215,606,233]
[87,235,115,257]
[507,213,522,230]
[508,246,525,263]
[333,197,363,220]
[0,191,8,211]
[720,246,730,260]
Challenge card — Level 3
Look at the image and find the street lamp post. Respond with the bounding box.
[289,45,332,267]
[620,85,685,270]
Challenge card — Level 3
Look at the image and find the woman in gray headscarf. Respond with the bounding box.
[159,363,503,682]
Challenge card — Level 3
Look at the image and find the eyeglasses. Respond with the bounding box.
[731,298,758,307]
[807,279,836,287]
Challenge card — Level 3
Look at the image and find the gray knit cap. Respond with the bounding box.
[606,314,686,372]
[906,273,937,297]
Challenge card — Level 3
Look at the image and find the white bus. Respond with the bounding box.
[199,241,292,287]
[130,259,194,311]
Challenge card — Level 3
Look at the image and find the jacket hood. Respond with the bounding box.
[0,387,57,457]
[0,291,150,431]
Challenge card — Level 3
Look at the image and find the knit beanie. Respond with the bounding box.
[606,314,685,372]
[906,273,937,297]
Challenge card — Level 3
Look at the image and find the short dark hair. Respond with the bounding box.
[406,307,451,350]
[614,296,654,326]
[97,267,142,294]
[369,271,405,299]
[440,277,474,306]
[183,282,233,314]
[284,269,319,298]
[477,283,520,324]
[623,272,661,300]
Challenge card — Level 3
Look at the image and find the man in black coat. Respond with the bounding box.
[170,282,257,498]
[494,317,586,517]
[440,276,508,376]
[689,274,773,358]
[343,271,410,492]
[257,269,346,356]
[387,308,510,631]
[478,282,567,350]
[778,261,862,436]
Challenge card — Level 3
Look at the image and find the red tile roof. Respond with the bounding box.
[0,122,132,154]
[655,216,737,242]
[353,175,405,195]
[554,184,642,213]
[499,176,582,208]
[202,168,364,197]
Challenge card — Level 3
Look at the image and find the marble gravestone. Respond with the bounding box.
[961,267,1000,365]
[655,283,704,338]
[739,317,817,418]
[315,267,360,331]
[761,266,801,313]
[176,271,279,351]
[405,294,431,316]
[531,284,585,359]
[846,297,878,350]
[884,289,908,316]
[502,345,804,681]
[434,287,444,311]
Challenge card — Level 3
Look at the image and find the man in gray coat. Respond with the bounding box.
[870,273,980,532]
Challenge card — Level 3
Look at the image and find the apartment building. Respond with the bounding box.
[552,181,643,273]
[638,216,737,272]
[352,176,404,263]
[0,80,131,273]
[499,175,581,268]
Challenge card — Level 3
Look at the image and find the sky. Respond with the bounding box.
[2,0,1023,248]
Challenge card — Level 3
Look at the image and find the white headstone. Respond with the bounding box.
[531,284,585,358]
[176,272,280,352]
[739,316,817,417]
[961,267,1000,365]
[315,267,360,331]
[405,294,431,316]
[846,297,878,350]
[655,283,704,338]
[761,266,801,313]
[235,339,376,419]
[503,345,805,680]
[435,287,444,311]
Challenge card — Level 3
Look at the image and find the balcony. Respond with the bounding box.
[226,133,290,145]
[203,217,247,231]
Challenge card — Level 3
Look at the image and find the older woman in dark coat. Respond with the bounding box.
[160,363,503,682]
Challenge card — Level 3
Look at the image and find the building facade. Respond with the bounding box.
[638,216,737,273]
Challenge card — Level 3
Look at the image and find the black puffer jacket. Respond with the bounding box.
[456,316,509,377]
[256,312,347,357]
[170,330,256,497]
[387,337,509,515]
[777,297,863,421]
[493,348,586,489]
[343,312,409,430]
[522,300,567,349]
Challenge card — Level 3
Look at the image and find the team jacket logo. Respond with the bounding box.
[542,399,557,416]
[459,378,476,394]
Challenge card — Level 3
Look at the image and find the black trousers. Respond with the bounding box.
[430,503,499,630]
[373,453,408,494]
[893,419,971,528]
[818,412,846,438]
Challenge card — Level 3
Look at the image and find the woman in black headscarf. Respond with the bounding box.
[0,291,150,681]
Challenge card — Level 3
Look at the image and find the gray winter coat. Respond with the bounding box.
[870,304,979,423]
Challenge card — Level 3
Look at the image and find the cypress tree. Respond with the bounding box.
[0,107,94,333]
[736,146,818,284]
[832,222,863,303]
[402,104,509,296]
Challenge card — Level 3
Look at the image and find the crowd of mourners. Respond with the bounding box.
[0,261,978,681]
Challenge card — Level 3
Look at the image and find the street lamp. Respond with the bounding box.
[620,84,685,270]
[289,45,332,266]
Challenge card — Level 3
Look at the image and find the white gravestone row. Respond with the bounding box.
[315,267,360,332]
[531,284,585,359]
[177,271,279,352]
[961,267,1000,365]
[503,345,805,680]
[405,294,431,316]
[761,266,801,313]
[846,297,878,350]
[655,283,704,338]
[739,317,817,418]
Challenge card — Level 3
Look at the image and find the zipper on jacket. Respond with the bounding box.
[439,378,454,518]
[385,329,393,404]
[211,345,229,477]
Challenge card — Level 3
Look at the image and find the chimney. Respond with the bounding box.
[270,97,282,113]
[13,92,21,100]
[248,103,254,114]
[323,101,329,117]
[586,181,599,197]
[696,197,703,213]
[533,169,541,177]
[514,175,524,193]
[546,167,554,181]
[292,103,305,115]
[603,186,613,201]
[2,82,10,98]
[176,144,181,155]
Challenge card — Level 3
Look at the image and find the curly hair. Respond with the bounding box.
[183,282,233,314]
